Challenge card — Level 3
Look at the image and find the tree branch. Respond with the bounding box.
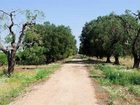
[0,10,37,50]
[0,10,16,45]
[9,12,16,45]
[17,22,33,49]
[0,48,7,54]
[0,10,10,16]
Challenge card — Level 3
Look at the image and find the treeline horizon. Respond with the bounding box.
[0,21,78,65]
[79,10,140,68]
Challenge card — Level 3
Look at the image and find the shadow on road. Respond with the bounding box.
[65,59,106,65]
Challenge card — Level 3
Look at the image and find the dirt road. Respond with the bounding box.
[10,59,98,105]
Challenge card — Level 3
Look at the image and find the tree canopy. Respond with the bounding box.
[79,10,140,68]
[17,22,77,65]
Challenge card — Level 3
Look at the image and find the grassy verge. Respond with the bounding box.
[0,63,60,105]
[89,63,140,105]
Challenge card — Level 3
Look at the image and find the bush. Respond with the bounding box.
[0,52,7,65]
[17,45,46,65]
[17,23,77,65]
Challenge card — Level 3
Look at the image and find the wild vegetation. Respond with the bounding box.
[0,9,77,105]
[79,10,140,104]
[0,8,140,105]
[89,61,140,105]
[16,22,77,65]
[0,10,77,76]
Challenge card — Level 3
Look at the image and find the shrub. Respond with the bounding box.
[0,52,7,65]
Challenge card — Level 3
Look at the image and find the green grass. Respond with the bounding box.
[0,63,60,105]
[128,85,140,96]
[90,63,140,105]
[95,64,140,85]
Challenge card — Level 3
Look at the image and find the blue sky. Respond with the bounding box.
[1,0,140,48]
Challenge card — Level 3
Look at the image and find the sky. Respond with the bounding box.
[1,0,140,48]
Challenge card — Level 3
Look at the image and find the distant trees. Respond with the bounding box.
[79,10,140,68]
[17,22,77,65]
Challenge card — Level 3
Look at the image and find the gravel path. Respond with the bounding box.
[10,59,98,105]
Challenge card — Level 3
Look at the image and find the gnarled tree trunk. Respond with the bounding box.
[133,54,140,68]
[132,33,140,68]
[106,56,111,63]
[114,56,120,65]
[7,49,16,76]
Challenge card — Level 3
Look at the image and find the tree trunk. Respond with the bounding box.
[131,28,140,68]
[7,50,16,76]
[133,56,140,68]
[114,56,120,65]
[106,56,111,63]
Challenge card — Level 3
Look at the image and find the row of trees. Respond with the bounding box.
[79,10,140,68]
[17,22,77,65]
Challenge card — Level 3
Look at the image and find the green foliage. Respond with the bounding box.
[35,64,59,80]
[95,64,140,85]
[35,69,48,80]
[79,10,140,66]
[43,24,77,62]
[80,14,127,58]
[17,22,77,65]
[113,43,124,57]
[128,85,140,96]
[5,35,13,44]
[0,52,7,64]
[17,45,45,65]
[90,63,140,104]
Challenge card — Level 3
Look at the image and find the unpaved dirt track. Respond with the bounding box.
[10,59,98,105]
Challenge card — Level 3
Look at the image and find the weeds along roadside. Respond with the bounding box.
[0,63,61,105]
[89,63,140,105]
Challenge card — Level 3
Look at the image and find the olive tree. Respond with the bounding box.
[80,14,127,64]
[117,10,140,68]
[0,10,43,76]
